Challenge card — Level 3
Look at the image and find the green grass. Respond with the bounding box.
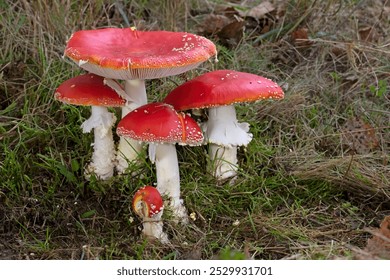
[1,0,389,260]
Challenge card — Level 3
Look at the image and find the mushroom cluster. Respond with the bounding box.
[63,27,217,174]
[56,27,284,243]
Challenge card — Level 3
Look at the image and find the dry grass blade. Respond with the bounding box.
[290,155,390,203]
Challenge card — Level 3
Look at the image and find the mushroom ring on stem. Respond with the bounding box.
[64,27,217,173]
[133,186,167,243]
[164,70,284,182]
[117,102,204,223]
[55,73,126,180]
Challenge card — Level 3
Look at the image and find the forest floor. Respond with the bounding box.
[0,0,389,260]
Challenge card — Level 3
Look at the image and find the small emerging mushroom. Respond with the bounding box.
[164,70,284,182]
[117,102,204,223]
[64,27,217,173]
[132,185,168,243]
[55,73,126,180]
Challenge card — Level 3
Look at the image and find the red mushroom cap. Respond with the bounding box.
[132,186,164,218]
[164,70,284,111]
[54,73,126,106]
[116,102,203,145]
[64,28,217,80]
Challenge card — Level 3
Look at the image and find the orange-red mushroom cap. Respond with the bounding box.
[132,186,164,218]
[164,70,284,111]
[64,28,217,80]
[117,102,203,146]
[54,73,126,107]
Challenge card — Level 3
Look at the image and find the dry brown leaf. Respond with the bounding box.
[291,28,313,48]
[330,43,346,57]
[200,14,231,35]
[222,6,240,19]
[363,216,390,259]
[217,18,245,46]
[341,117,379,154]
[198,8,245,47]
[239,1,275,19]
[358,26,380,43]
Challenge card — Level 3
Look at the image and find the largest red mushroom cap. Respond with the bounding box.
[164,70,284,111]
[54,73,126,107]
[64,28,217,80]
[117,102,203,146]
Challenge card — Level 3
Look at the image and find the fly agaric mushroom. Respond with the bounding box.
[117,102,204,223]
[164,70,284,182]
[64,27,217,173]
[55,73,126,180]
[132,185,168,243]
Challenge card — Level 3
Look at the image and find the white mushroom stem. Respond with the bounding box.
[81,106,116,180]
[149,143,188,224]
[204,105,253,182]
[115,79,148,173]
[209,144,238,181]
[141,212,168,244]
